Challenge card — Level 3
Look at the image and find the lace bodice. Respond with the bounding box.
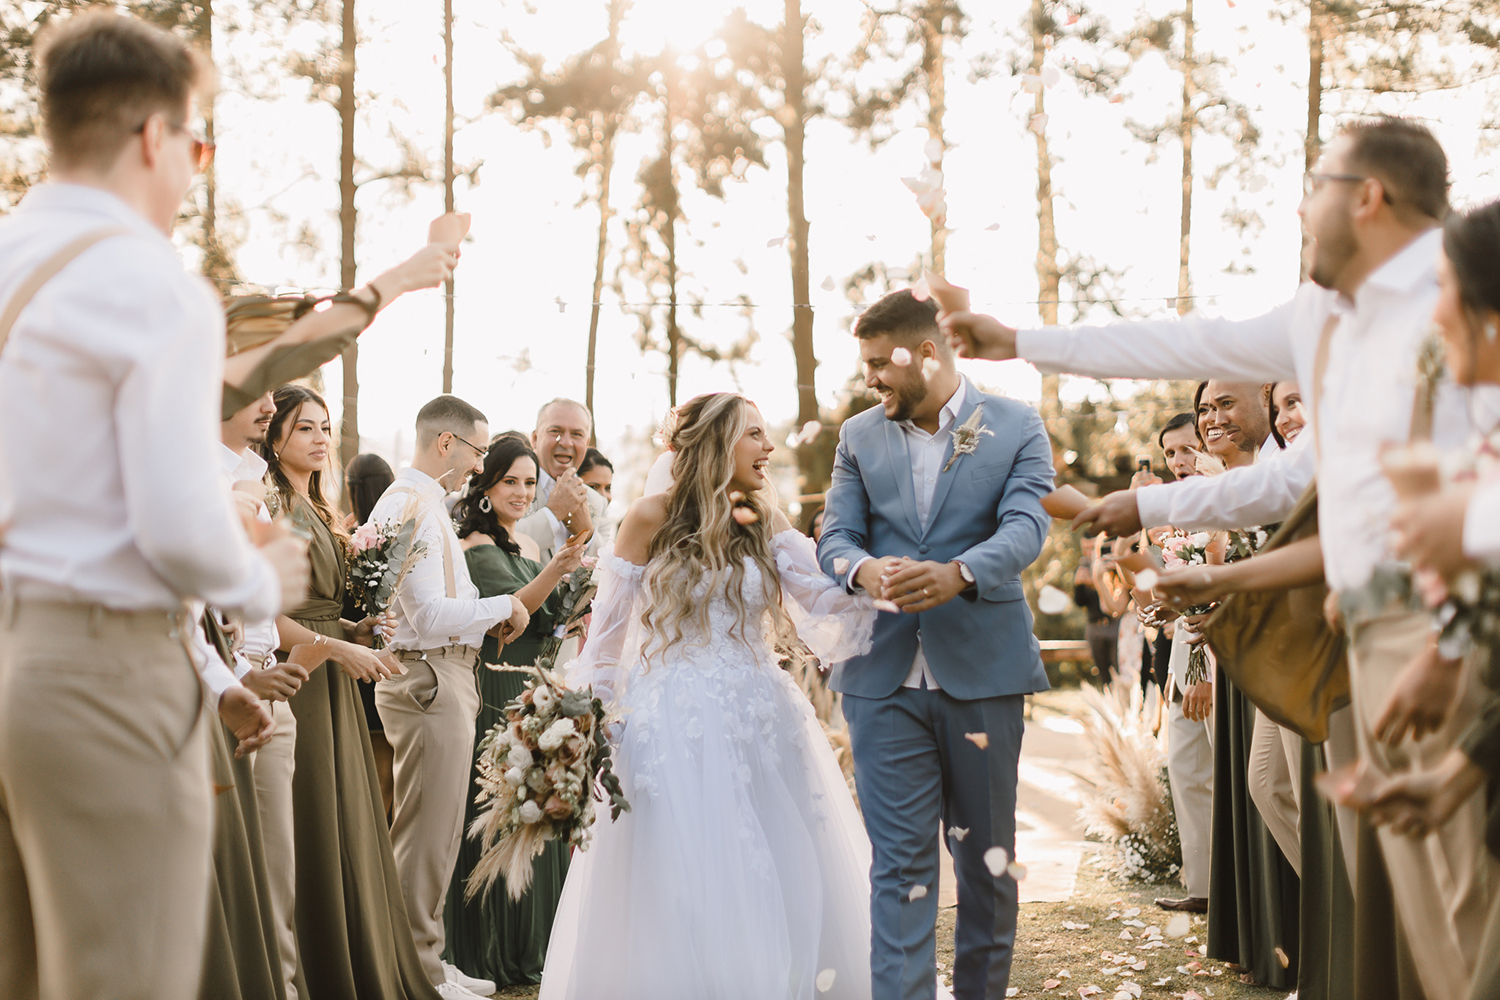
[564,530,875,712]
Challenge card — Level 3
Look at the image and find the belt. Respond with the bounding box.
[1338,563,1426,629]
[391,643,480,662]
[0,593,191,636]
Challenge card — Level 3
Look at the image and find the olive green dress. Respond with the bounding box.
[442,542,570,986]
[283,498,441,1000]
[1295,739,1355,1000]
[198,612,287,1000]
[1206,672,1300,991]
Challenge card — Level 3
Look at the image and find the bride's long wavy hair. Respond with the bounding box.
[639,393,801,664]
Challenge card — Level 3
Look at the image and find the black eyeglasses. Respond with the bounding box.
[133,116,215,174]
[1304,172,1393,204]
[449,432,487,457]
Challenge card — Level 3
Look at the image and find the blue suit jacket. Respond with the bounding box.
[817,380,1055,701]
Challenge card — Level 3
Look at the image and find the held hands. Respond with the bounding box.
[329,638,402,682]
[546,469,592,529]
[1367,748,1488,838]
[1371,642,1462,746]
[218,686,276,757]
[1151,565,1229,611]
[881,557,969,613]
[1391,484,1476,583]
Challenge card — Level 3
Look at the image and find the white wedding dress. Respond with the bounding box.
[540,530,877,1000]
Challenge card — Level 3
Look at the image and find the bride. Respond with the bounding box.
[540,392,877,1000]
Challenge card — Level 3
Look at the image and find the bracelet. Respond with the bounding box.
[329,283,383,327]
[313,634,328,645]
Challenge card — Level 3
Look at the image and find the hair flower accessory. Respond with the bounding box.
[943,408,993,473]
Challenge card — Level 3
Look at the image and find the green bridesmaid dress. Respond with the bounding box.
[442,541,571,986]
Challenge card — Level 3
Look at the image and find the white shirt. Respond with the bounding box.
[368,467,513,650]
[844,379,966,690]
[1020,229,1468,593]
[1137,433,1313,532]
[216,444,280,672]
[0,184,280,620]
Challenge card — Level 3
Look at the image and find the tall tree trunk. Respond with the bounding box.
[662,72,680,408]
[921,5,947,272]
[1176,0,1195,317]
[441,0,456,393]
[1030,0,1061,423]
[1302,0,1325,281]
[782,0,820,511]
[585,0,626,431]
[338,0,360,468]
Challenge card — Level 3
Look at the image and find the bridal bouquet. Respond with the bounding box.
[466,663,629,900]
[346,519,427,649]
[1158,530,1221,685]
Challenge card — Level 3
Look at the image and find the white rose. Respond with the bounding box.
[1189,532,1210,548]
[507,746,534,771]
[537,717,577,751]
[518,800,543,824]
[533,686,555,713]
[504,767,526,787]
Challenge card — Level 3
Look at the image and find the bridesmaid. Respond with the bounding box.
[343,451,399,821]
[258,385,443,1000]
[442,434,588,986]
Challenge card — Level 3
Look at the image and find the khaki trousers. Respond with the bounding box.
[1321,705,1361,888]
[1350,610,1495,1000]
[1248,707,1304,875]
[376,648,482,986]
[252,697,299,1000]
[1166,695,1214,898]
[0,598,213,1000]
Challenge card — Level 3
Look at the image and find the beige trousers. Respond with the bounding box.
[0,598,213,1000]
[1350,610,1495,1000]
[1166,694,1214,898]
[252,696,299,1000]
[1249,707,1304,875]
[1321,705,1361,888]
[376,648,483,986]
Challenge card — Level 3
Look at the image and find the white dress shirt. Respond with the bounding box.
[367,467,513,651]
[0,184,281,620]
[847,378,968,691]
[216,444,280,673]
[523,467,615,555]
[1137,433,1312,532]
[1019,229,1467,593]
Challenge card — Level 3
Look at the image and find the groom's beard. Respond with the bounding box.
[877,378,928,423]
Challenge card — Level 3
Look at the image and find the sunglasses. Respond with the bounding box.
[134,116,216,174]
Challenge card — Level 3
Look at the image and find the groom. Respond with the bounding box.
[819,289,1054,1000]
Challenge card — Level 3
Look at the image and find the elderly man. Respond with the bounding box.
[515,397,613,560]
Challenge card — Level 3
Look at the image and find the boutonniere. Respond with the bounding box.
[943,408,993,473]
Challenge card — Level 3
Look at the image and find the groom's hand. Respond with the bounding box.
[883,559,968,612]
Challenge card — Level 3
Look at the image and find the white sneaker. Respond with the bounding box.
[443,962,496,997]
[437,983,486,1000]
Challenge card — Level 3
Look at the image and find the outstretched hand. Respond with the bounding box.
[1070,490,1144,537]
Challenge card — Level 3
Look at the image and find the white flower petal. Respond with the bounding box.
[821,275,836,291]
[833,557,850,575]
[901,175,931,195]
[964,732,990,750]
[1007,861,1028,881]
[983,846,1009,876]
[1164,913,1191,938]
[1041,65,1061,87]
[986,222,1002,231]
[922,357,941,379]
[873,599,901,614]
[1029,113,1049,134]
[767,236,786,248]
[912,275,931,302]
[1134,569,1159,591]
[891,347,913,367]
[816,969,837,993]
[799,420,823,443]
[1021,73,1043,94]
[908,884,928,900]
[924,137,944,162]
[949,826,969,841]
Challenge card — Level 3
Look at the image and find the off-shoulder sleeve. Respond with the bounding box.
[772,529,876,666]
[562,545,644,714]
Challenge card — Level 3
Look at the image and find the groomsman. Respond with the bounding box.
[942,116,1491,1000]
[0,13,306,999]
[517,397,613,561]
[371,395,529,999]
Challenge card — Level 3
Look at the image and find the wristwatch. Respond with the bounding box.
[951,560,976,591]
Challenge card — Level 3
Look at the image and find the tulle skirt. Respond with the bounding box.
[539,645,873,1000]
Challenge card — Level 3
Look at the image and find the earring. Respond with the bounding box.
[479,496,492,513]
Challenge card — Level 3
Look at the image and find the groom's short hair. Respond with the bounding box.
[415,394,487,448]
[854,289,948,354]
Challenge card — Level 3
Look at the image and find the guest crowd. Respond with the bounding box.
[7,10,1500,1000]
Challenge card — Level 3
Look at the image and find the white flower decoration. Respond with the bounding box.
[518,800,543,824]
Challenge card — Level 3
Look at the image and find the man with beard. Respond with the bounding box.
[516,398,612,561]
[940,116,1487,1000]
[819,290,1055,1000]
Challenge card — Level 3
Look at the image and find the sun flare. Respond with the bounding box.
[617,0,779,56]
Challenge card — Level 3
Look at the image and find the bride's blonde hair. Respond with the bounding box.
[640,393,801,664]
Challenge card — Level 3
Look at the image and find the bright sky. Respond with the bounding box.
[190,0,1500,503]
